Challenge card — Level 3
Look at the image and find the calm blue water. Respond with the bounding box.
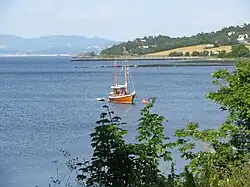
[0,57,232,187]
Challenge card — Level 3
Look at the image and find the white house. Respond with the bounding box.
[205,44,214,49]
[237,34,247,42]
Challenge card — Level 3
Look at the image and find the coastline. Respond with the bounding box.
[72,56,236,67]
[70,56,234,62]
[0,54,237,67]
[125,61,235,67]
[74,61,235,69]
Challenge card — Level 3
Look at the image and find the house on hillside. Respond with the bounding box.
[138,45,149,49]
[204,44,215,49]
[237,34,249,44]
[209,51,219,56]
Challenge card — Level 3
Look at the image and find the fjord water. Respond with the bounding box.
[0,57,231,187]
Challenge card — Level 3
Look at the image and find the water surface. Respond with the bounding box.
[0,57,232,187]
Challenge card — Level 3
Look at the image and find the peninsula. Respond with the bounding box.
[72,23,250,61]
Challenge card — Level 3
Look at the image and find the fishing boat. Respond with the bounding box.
[108,47,136,104]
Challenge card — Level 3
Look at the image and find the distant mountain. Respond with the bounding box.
[0,34,118,54]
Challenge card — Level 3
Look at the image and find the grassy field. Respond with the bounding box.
[146,45,250,56]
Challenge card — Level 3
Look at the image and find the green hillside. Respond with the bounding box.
[100,23,250,56]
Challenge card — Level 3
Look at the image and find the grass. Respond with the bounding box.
[146,45,250,56]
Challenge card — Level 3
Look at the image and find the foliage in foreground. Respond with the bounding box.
[50,60,250,187]
[173,60,250,186]
[74,98,173,187]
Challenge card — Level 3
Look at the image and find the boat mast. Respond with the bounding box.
[123,47,128,93]
[114,56,118,86]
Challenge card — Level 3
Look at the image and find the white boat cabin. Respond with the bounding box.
[110,84,128,96]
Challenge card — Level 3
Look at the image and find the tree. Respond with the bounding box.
[133,97,172,187]
[184,52,190,56]
[77,105,132,187]
[213,43,220,47]
[200,51,209,56]
[169,51,183,57]
[207,60,250,153]
[174,60,250,186]
[191,51,200,56]
[89,51,97,56]
[76,99,173,187]
[217,50,227,58]
[230,44,250,57]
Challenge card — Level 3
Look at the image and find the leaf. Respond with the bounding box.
[77,174,87,180]
[79,167,89,172]
[76,162,83,166]
[96,119,110,124]
[100,112,107,118]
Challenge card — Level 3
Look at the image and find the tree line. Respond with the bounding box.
[217,44,250,58]
[168,51,210,57]
[168,44,250,58]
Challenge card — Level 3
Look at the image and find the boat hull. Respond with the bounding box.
[108,93,136,104]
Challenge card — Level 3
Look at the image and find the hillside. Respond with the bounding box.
[146,45,250,56]
[0,35,117,54]
[100,23,250,56]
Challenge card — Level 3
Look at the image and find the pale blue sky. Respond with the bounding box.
[1,0,250,41]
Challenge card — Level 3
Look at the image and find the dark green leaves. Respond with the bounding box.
[172,60,250,186]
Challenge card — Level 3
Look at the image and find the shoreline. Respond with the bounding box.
[70,56,234,62]
[74,61,235,69]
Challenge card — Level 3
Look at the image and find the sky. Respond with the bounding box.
[1,0,250,41]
